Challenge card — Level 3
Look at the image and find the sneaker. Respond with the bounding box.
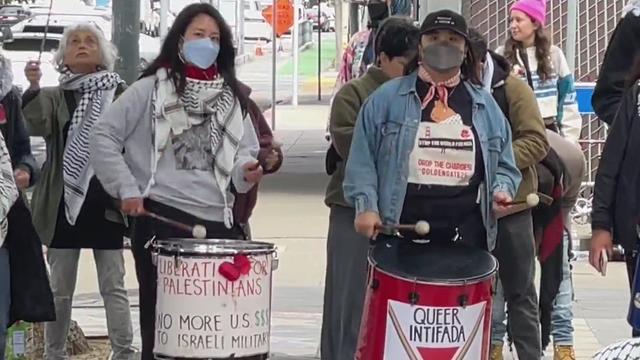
[490,344,503,360]
[554,345,576,360]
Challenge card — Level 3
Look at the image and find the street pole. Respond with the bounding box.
[238,0,245,57]
[565,0,577,72]
[292,0,299,106]
[349,2,358,37]
[112,0,140,85]
[159,0,169,40]
[271,0,277,130]
[317,2,321,101]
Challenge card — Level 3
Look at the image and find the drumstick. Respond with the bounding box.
[388,306,420,360]
[377,221,431,236]
[453,303,486,360]
[142,211,207,239]
[499,193,540,207]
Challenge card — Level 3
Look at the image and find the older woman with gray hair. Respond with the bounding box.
[22,23,135,360]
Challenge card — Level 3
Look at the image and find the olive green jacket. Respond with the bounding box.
[23,86,125,246]
[325,67,390,208]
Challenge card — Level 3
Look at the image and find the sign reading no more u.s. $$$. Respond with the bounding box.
[154,253,273,358]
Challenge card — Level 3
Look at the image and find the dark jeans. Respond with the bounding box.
[131,200,247,360]
[626,250,640,338]
[492,210,541,359]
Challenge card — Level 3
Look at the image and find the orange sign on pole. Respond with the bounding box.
[262,0,295,37]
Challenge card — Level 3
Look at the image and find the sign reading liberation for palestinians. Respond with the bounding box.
[384,300,486,359]
[154,254,273,358]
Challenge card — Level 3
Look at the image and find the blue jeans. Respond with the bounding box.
[550,232,574,345]
[0,247,11,359]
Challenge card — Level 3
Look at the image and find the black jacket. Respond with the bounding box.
[592,83,640,252]
[0,86,54,325]
[1,86,38,184]
[593,11,640,125]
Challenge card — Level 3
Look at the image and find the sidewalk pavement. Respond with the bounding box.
[69,103,632,359]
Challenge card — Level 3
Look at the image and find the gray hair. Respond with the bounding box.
[54,23,118,72]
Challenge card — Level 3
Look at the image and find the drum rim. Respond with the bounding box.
[369,256,498,285]
[153,238,276,256]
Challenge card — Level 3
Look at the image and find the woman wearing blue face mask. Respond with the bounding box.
[90,4,262,359]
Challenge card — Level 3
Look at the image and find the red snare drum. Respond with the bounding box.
[356,238,498,360]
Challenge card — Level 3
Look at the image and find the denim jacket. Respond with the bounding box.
[343,72,521,250]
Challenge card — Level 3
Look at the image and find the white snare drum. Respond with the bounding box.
[151,239,277,359]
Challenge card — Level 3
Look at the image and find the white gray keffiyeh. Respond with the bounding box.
[624,0,640,17]
[150,68,244,228]
[59,68,123,225]
[0,132,18,246]
[0,56,13,100]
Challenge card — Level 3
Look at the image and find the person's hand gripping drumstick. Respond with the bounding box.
[119,198,207,239]
[355,211,383,239]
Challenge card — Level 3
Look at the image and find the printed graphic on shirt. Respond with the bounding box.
[408,121,476,187]
[171,119,214,171]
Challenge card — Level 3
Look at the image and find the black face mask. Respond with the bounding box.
[367,3,389,28]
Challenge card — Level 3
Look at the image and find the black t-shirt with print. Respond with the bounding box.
[399,80,485,239]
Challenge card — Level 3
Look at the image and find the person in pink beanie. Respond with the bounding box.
[497,0,582,146]
[511,0,547,26]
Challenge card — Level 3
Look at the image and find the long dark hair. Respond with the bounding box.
[503,26,553,81]
[141,3,247,113]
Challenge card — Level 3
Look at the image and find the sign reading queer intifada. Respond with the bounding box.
[384,300,486,360]
[154,254,272,358]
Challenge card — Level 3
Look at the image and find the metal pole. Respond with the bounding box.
[238,0,245,57]
[113,0,141,84]
[292,0,299,106]
[317,2,321,101]
[349,2,358,37]
[159,0,169,39]
[565,0,578,72]
[271,0,277,130]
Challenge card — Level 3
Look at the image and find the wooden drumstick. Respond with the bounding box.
[143,211,207,239]
[377,221,431,236]
[499,193,540,207]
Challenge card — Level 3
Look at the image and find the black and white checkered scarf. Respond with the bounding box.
[152,68,243,228]
[59,68,123,225]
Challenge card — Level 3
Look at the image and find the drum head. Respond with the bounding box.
[154,238,275,256]
[370,239,497,284]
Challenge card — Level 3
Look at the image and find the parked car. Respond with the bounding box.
[305,6,334,32]
[0,5,31,34]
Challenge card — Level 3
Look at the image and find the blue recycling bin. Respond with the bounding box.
[575,82,595,115]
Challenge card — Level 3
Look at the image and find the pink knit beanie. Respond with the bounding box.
[511,0,547,26]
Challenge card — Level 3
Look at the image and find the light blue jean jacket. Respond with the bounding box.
[343,72,521,250]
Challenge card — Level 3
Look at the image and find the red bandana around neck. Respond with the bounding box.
[417,64,461,110]
[185,64,219,81]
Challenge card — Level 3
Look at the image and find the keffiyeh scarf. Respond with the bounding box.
[0,132,18,246]
[151,68,244,228]
[59,68,123,225]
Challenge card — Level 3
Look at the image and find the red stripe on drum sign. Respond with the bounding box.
[417,348,458,359]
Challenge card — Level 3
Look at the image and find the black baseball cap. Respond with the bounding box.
[419,9,468,39]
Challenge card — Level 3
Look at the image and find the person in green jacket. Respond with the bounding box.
[468,28,550,360]
[321,16,419,360]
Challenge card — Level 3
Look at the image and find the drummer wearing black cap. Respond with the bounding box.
[344,9,520,253]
